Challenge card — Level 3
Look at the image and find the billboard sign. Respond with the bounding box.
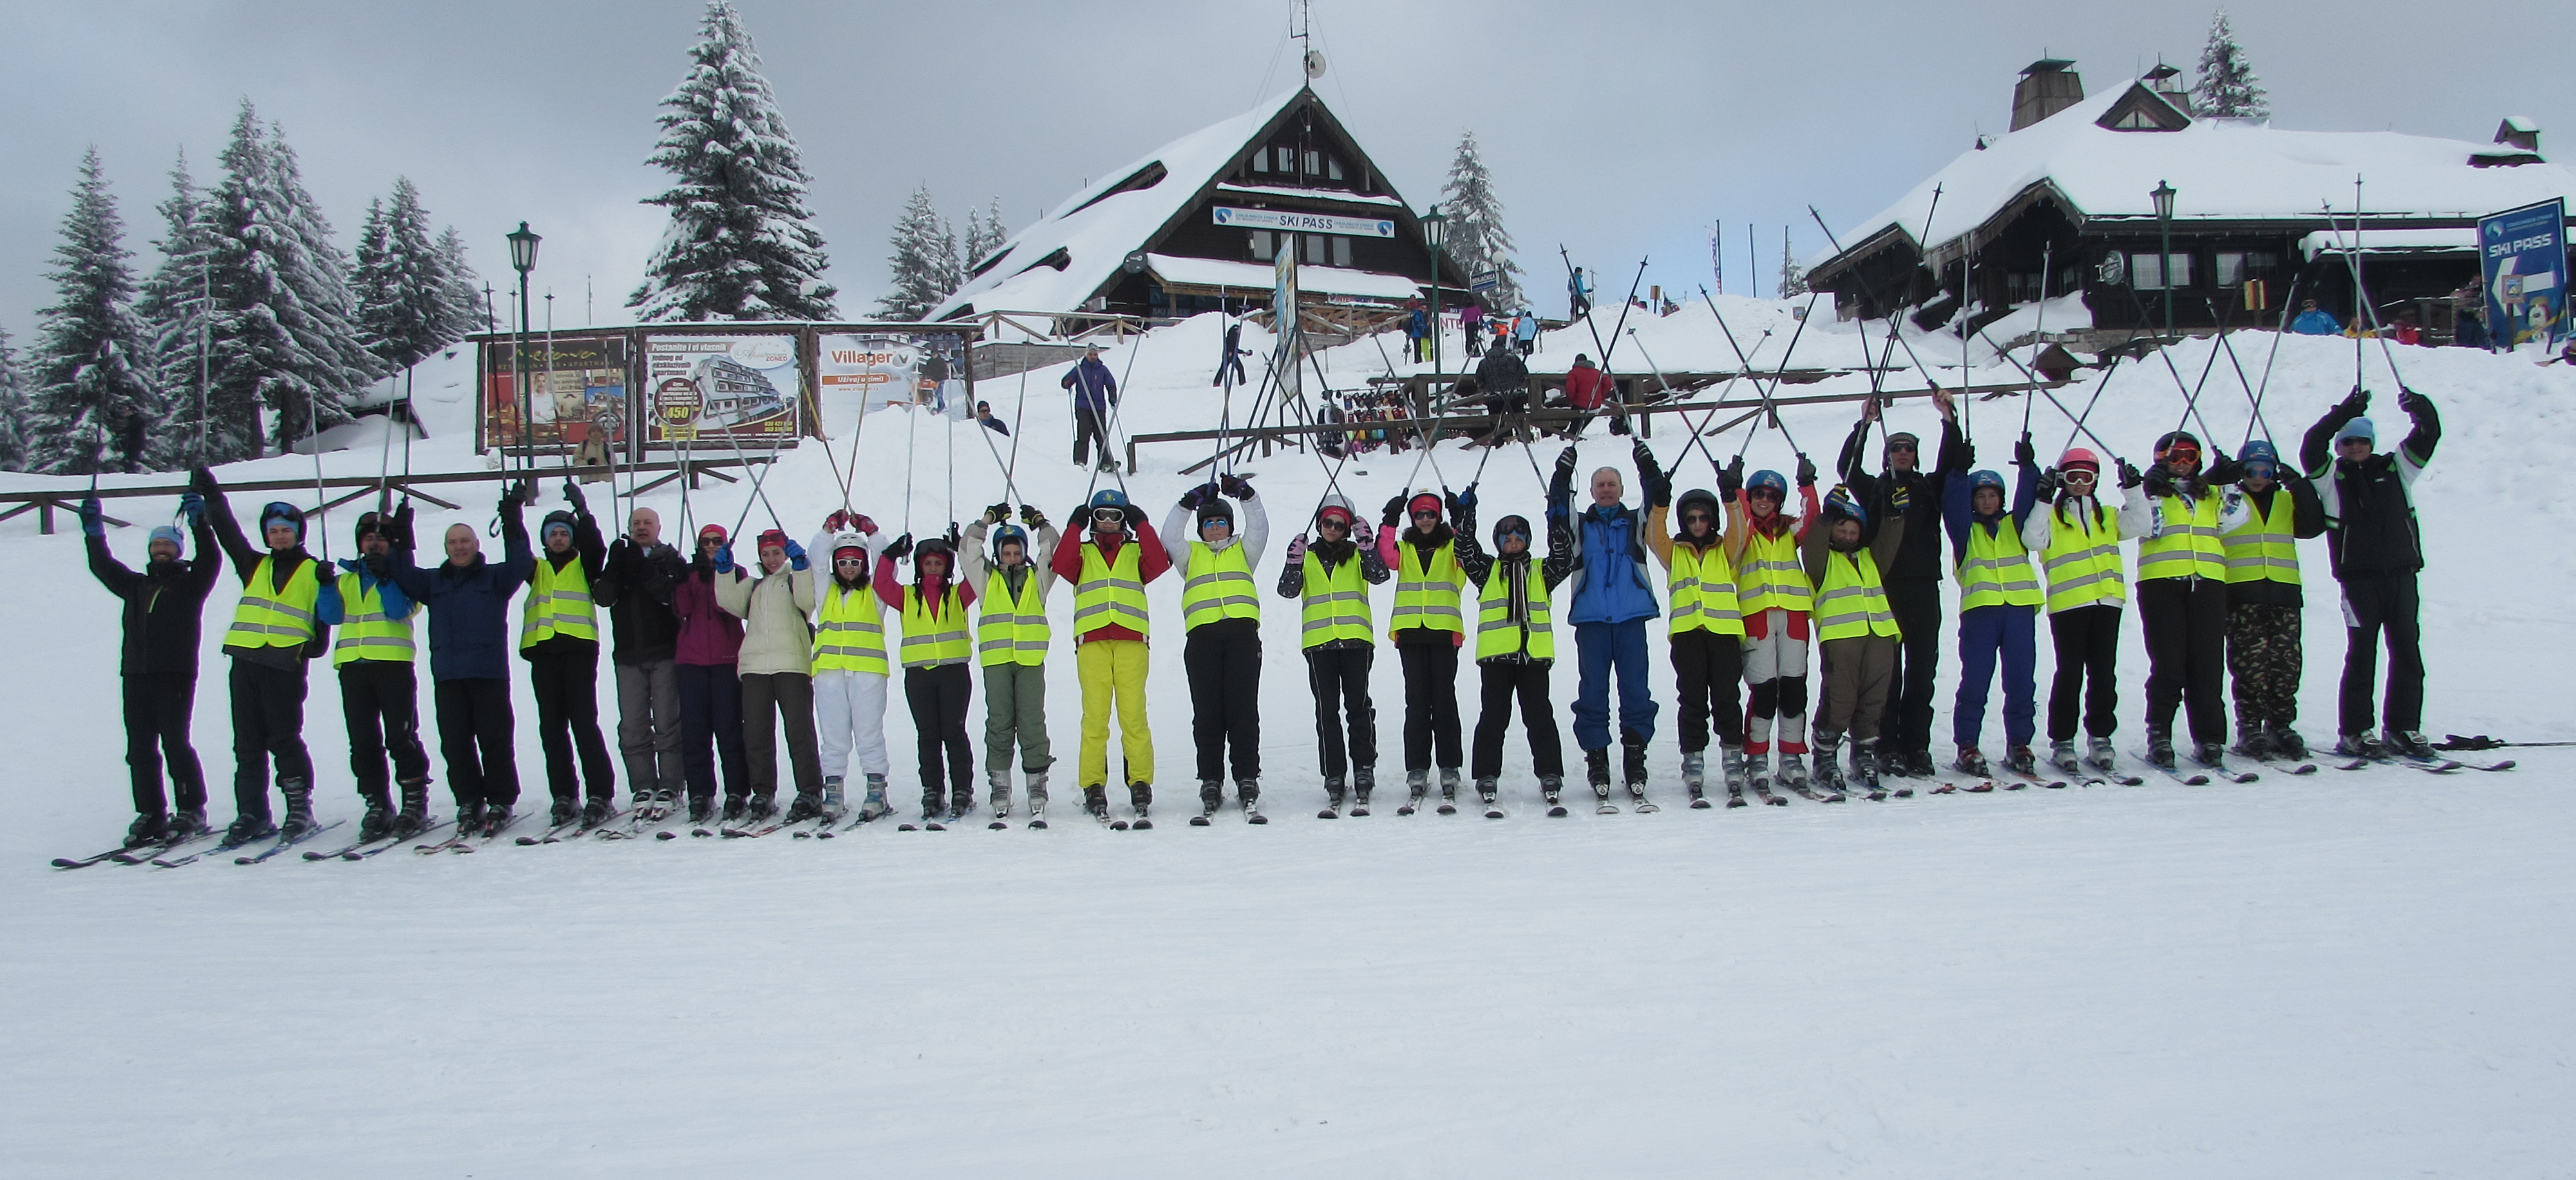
[478,334,631,455]
[1213,206,1396,238]
[819,331,971,417]
[644,334,800,444]
[2479,198,2568,349]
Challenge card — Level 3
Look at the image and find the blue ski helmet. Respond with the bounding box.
[2240,439,2280,477]
[1088,488,1128,510]
[990,524,1028,553]
[1969,470,2006,493]
[1823,485,1867,527]
[1746,470,1788,499]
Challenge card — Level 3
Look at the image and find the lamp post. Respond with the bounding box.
[506,222,541,475]
[1422,204,1448,377]
[2150,180,2176,339]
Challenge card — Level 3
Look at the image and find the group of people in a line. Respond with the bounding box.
[80,383,2441,847]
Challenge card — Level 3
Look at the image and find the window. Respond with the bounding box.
[1249,231,1273,262]
[1276,146,1296,175]
[2130,251,2193,290]
[1251,149,1267,173]
[1332,236,1352,267]
[1303,233,1326,265]
[1327,155,1345,182]
[2214,251,2279,288]
[1305,149,1322,176]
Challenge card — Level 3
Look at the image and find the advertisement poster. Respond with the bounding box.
[819,331,971,417]
[644,334,800,444]
[479,334,630,453]
[2479,198,2568,349]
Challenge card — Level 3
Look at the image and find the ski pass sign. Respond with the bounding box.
[2478,198,2568,349]
[1213,206,1395,238]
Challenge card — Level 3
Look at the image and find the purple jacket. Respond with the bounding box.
[673,563,746,666]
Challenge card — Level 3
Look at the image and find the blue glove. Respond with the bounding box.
[712,543,736,573]
[314,577,343,621]
[784,538,808,571]
[179,492,205,523]
[79,497,104,538]
[1452,482,1477,511]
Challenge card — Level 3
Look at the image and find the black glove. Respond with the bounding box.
[1555,445,1580,475]
[563,481,587,514]
[885,533,914,560]
[1795,453,1817,489]
[945,522,962,551]
[1180,483,1211,510]
[1718,455,1745,501]
[2338,386,2370,419]
[79,497,104,538]
[2141,467,2174,499]
[2034,468,2060,502]
[1020,504,1048,529]
[188,464,218,494]
[498,490,522,515]
[985,502,1010,525]
[2116,459,2144,489]
[608,537,632,567]
[365,553,392,580]
[2396,386,2423,415]
[1072,501,1096,529]
[393,499,414,539]
[2013,433,2037,469]
[2203,447,2244,486]
[1219,473,1253,500]
[1382,493,1407,528]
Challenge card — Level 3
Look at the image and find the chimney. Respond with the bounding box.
[2497,116,2540,153]
[2012,59,2085,132]
[2144,62,2189,111]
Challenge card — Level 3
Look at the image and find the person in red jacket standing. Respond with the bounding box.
[1051,488,1171,825]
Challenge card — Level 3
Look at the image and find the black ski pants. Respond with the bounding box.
[2138,577,2230,745]
[227,660,312,820]
[2337,572,2424,736]
[1399,642,1464,771]
[1184,621,1262,783]
[1669,628,1745,753]
[339,659,429,800]
[1304,645,1377,781]
[743,671,822,803]
[676,661,748,804]
[905,663,974,806]
[1875,578,1940,757]
[2047,604,2121,743]
[528,646,616,805]
[1072,404,1111,467]
[122,673,205,817]
[1471,659,1564,781]
[434,676,518,809]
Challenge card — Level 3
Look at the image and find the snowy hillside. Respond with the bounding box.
[5,307,2572,1177]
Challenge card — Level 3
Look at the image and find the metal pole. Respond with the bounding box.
[2159,207,2174,340]
[515,269,533,475]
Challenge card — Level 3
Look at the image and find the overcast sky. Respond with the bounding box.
[2,1,2563,338]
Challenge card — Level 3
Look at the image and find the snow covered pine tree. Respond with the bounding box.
[133,151,218,469]
[963,196,1008,274]
[630,0,838,322]
[876,185,960,321]
[351,178,478,372]
[28,149,160,475]
[2192,9,2269,119]
[1439,131,1525,314]
[0,325,32,471]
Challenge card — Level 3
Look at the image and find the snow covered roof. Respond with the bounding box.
[2297,227,2479,258]
[1814,80,2576,276]
[1144,254,1421,301]
[933,87,1368,319]
[1210,182,1405,207]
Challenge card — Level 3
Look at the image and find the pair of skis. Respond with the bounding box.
[51,826,227,870]
[413,813,524,853]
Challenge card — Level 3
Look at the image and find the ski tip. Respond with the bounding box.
[1689,798,1712,809]
[1249,814,1269,824]
[1028,820,1049,829]
[1188,816,1211,826]
[1109,820,1129,831]
[989,821,1010,830]
[1316,810,1338,819]
[1547,806,1569,817]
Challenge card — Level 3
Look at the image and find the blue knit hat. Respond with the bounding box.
[148,524,185,551]
[2335,417,2377,447]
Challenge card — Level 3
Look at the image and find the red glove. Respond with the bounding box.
[854,515,877,535]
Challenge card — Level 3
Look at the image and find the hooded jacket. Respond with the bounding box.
[715,557,816,676]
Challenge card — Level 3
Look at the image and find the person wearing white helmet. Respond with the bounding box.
[806,511,892,823]
[1277,493,1392,815]
[963,502,1061,824]
[2021,445,2152,777]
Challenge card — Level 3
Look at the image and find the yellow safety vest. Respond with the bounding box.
[897,583,972,668]
[226,555,322,651]
[519,556,598,649]
[1387,539,1466,638]
[1298,551,1372,650]
[2136,491,2226,582]
[976,565,1050,667]
[1179,541,1260,630]
[1734,527,1810,614]
[2222,490,2302,587]
[332,569,417,666]
[1473,562,1554,660]
[1070,540,1150,644]
[1955,519,2043,610]
[811,582,890,674]
[1814,547,1900,641]
[1665,541,1744,636]
[2040,502,2126,613]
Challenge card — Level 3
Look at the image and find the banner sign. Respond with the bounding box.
[479,334,630,455]
[1274,240,1300,403]
[644,334,800,444]
[819,331,971,418]
[1213,206,1395,238]
[2479,198,2568,349]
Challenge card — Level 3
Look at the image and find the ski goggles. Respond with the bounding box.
[2060,468,2098,485]
[1092,508,1125,524]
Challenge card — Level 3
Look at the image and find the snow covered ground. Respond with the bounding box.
[5,309,2572,1177]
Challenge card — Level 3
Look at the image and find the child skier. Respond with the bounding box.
[1723,453,1823,795]
[807,512,891,824]
[1461,503,1567,815]
[314,502,433,841]
[1169,475,1269,821]
[191,466,333,846]
[1646,484,1747,806]
[1376,486,1472,811]
[2217,440,2325,760]
[963,504,1059,824]
[1052,488,1169,825]
[1276,495,1390,816]
[2021,449,2147,776]
[1801,484,1908,794]
[2134,431,2245,771]
[879,526,977,824]
[1935,399,2046,779]
[80,491,219,848]
[522,488,617,827]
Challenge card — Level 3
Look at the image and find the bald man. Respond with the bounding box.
[389,488,536,836]
[601,506,690,819]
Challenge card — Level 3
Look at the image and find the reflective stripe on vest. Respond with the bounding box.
[2041,503,2126,613]
[1298,551,1373,649]
[811,583,890,674]
[1814,549,1900,640]
[1734,527,1811,614]
[225,555,321,650]
[1180,542,1260,630]
[898,585,972,667]
[1071,541,1149,644]
[518,557,598,649]
[1955,520,2043,610]
[1387,540,1465,637]
[976,566,1050,667]
[2222,492,2302,587]
[1665,542,1745,636]
[1473,562,1554,660]
[2136,493,2228,582]
[331,571,417,665]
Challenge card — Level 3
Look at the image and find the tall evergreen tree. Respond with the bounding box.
[963,197,1007,272]
[876,184,956,320]
[1437,131,1526,311]
[2192,9,2268,119]
[433,226,488,338]
[28,149,160,475]
[0,323,31,471]
[135,149,218,466]
[352,177,468,371]
[629,0,838,321]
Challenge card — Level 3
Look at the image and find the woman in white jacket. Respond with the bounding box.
[712,528,820,823]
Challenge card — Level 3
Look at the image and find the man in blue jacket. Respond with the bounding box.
[1546,441,1664,811]
[1061,345,1119,472]
[390,486,535,836]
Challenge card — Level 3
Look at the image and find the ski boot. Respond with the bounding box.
[1350,766,1375,817]
[1540,775,1567,817]
[2004,745,2038,778]
[1238,779,1265,824]
[1128,781,1154,830]
[784,792,824,824]
[454,800,485,838]
[2083,734,2118,774]
[1587,748,1617,813]
[1953,745,1991,778]
[745,792,778,823]
[2268,723,2309,762]
[988,768,1013,821]
[1437,767,1462,815]
[913,794,943,830]
[2334,732,2383,760]
[1083,784,1111,824]
[124,812,169,849]
[2145,728,2177,771]
[170,807,209,841]
[582,795,612,828]
[1025,770,1049,817]
[2232,722,2273,761]
[2049,739,2082,776]
[1320,777,1346,819]
[1399,768,1430,815]
[721,794,748,822]
[948,786,975,823]
[819,777,847,823]
[278,778,317,839]
[1681,750,1709,808]
[1474,776,1502,819]
[1195,779,1224,826]
[1622,732,1656,812]
[1810,732,1847,798]
[687,795,715,825]
[645,786,674,823]
[393,779,430,837]
[2383,728,2436,761]
[1852,739,1884,797]
[1776,752,1810,795]
[2191,741,2230,773]
[858,775,891,821]
[1877,746,1915,779]
[480,804,512,838]
[357,789,395,842]
[1720,744,1750,806]
[549,797,581,827]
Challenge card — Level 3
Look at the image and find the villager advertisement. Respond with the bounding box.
[644,334,801,444]
[818,330,971,417]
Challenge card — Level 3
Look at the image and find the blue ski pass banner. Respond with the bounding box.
[2479,198,2568,348]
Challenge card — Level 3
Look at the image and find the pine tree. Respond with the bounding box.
[1777,231,1809,298]
[1437,131,1526,312]
[963,197,1007,272]
[876,184,955,320]
[433,226,488,338]
[352,177,468,372]
[0,324,31,471]
[134,149,218,466]
[629,0,837,321]
[2192,9,2268,119]
[27,149,161,475]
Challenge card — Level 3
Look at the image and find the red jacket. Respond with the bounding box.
[1050,517,1169,643]
[1563,363,1609,410]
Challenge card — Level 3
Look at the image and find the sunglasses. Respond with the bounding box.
[1886,442,1917,453]
[833,555,866,566]
[1681,510,1714,523]
[1747,488,1784,500]
[1411,508,1441,519]
[1318,517,1349,529]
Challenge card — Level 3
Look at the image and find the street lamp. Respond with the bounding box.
[506,222,541,475]
[2149,180,2175,339]
[1422,204,1448,379]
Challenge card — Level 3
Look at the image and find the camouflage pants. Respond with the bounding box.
[2225,603,2302,727]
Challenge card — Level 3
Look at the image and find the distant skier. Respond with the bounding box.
[1461,301,1486,355]
[191,466,333,846]
[1473,336,1531,445]
[2291,300,2342,336]
[1168,475,1269,821]
[1568,267,1593,319]
[2300,386,2441,759]
[81,491,219,848]
[2217,439,2325,761]
[1277,495,1390,815]
[1548,441,1665,811]
[1513,307,1540,356]
[387,483,536,837]
[1213,318,1249,387]
[1063,345,1119,472]
[1558,353,1608,439]
[1375,485,1473,812]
